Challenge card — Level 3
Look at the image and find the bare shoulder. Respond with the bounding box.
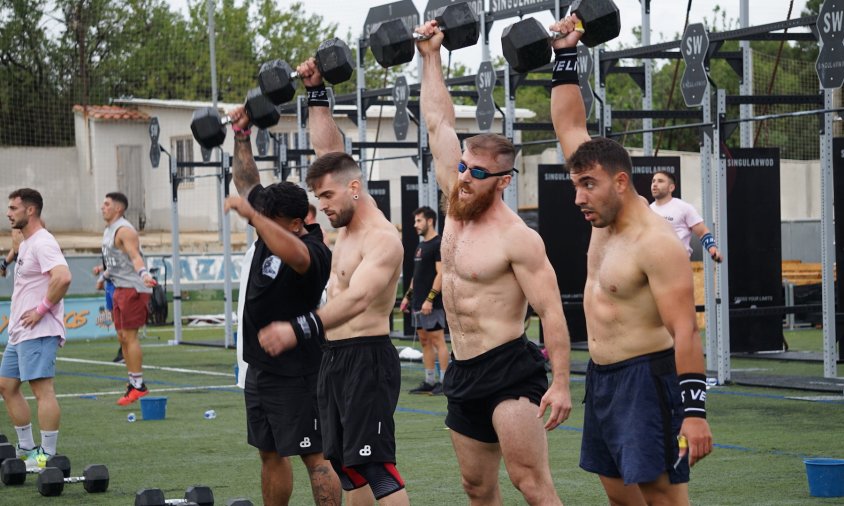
[636,213,691,271]
[502,212,546,259]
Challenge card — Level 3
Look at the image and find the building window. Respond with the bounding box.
[172,136,195,188]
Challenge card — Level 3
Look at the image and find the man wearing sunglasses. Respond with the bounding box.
[417,18,572,506]
[550,14,713,506]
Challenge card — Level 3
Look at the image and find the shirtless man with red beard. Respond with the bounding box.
[416,19,573,506]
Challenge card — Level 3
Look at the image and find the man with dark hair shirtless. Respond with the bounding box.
[253,58,409,506]
[550,14,713,506]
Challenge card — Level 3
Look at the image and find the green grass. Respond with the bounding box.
[0,328,842,505]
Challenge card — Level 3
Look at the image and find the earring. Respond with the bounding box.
[353,194,359,200]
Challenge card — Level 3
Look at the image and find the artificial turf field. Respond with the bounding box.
[0,326,842,505]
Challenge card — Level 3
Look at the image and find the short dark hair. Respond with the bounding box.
[8,188,43,216]
[258,181,308,221]
[414,206,437,226]
[307,203,317,217]
[568,137,632,176]
[106,192,129,210]
[654,170,676,185]
[306,152,361,189]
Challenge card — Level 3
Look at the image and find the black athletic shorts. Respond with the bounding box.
[244,366,323,456]
[318,335,401,467]
[443,335,548,443]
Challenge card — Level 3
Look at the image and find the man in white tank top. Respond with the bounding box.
[100,192,156,405]
[650,171,723,262]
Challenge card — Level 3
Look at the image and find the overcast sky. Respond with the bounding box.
[169,0,812,71]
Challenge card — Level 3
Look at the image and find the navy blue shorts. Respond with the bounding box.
[443,335,548,443]
[579,348,690,485]
[318,335,401,467]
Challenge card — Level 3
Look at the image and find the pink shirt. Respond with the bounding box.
[649,198,704,256]
[9,228,68,346]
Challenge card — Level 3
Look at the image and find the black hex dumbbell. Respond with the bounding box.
[258,37,353,105]
[0,434,7,444]
[36,464,109,496]
[135,485,214,506]
[369,1,479,68]
[501,0,621,73]
[226,499,253,506]
[0,454,71,485]
[0,442,15,464]
[191,87,280,150]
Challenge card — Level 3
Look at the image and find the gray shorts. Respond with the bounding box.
[412,309,446,331]
[0,336,60,382]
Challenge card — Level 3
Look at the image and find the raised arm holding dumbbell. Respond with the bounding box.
[296,58,346,156]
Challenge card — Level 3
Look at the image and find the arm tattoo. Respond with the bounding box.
[232,138,260,196]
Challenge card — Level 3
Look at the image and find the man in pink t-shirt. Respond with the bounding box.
[649,171,723,262]
[0,188,71,466]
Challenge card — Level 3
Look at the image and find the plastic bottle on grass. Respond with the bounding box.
[127,413,136,423]
[204,410,217,420]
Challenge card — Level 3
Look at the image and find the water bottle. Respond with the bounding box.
[127,412,136,423]
[204,409,217,420]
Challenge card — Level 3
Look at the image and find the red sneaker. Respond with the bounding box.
[117,383,149,406]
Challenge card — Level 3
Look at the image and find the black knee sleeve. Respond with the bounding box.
[331,460,367,492]
[351,462,405,499]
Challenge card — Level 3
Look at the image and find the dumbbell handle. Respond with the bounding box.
[62,475,89,484]
[163,499,199,505]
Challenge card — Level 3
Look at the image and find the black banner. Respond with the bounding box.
[400,176,419,337]
[630,156,683,202]
[368,180,391,222]
[832,138,844,359]
[537,164,589,342]
[724,147,784,352]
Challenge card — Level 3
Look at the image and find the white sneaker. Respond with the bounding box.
[18,445,48,469]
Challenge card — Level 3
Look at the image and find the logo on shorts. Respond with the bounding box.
[299,437,312,448]
[359,445,372,456]
[262,256,282,279]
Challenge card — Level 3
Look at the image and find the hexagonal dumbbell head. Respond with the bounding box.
[244,87,280,130]
[0,458,27,485]
[571,0,621,47]
[370,18,415,68]
[316,38,354,85]
[501,17,553,74]
[191,107,226,150]
[227,499,255,506]
[185,485,215,506]
[435,2,480,52]
[258,59,298,105]
[82,464,109,493]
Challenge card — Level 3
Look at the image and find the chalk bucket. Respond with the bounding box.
[804,458,844,497]
[140,397,168,421]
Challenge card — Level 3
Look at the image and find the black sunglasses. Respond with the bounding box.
[457,161,518,180]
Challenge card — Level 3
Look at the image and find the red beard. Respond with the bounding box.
[447,181,497,221]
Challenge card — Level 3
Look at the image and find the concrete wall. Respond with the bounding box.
[0,147,80,230]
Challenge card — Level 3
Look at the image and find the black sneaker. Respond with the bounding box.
[409,381,436,395]
[113,347,124,363]
[431,382,444,396]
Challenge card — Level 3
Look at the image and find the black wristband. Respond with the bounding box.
[0,258,7,270]
[306,84,330,107]
[290,311,325,344]
[679,373,707,419]
[551,47,578,88]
